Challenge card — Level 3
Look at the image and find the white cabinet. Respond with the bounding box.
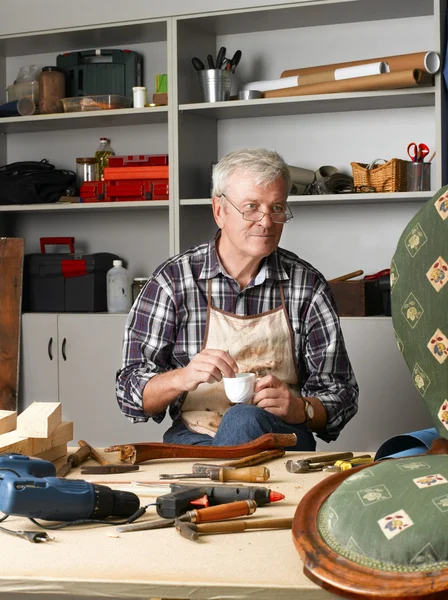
[20,313,163,446]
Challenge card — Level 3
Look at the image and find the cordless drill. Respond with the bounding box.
[0,453,140,521]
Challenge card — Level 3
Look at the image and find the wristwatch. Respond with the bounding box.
[302,398,315,424]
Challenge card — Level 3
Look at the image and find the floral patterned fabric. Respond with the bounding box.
[318,456,448,571]
[390,186,448,440]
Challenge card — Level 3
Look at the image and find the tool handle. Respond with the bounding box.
[305,451,354,464]
[222,449,285,468]
[328,270,364,283]
[192,500,257,524]
[196,517,293,534]
[67,445,91,467]
[78,440,109,466]
[215,466,270,483]
[105,433,297,464]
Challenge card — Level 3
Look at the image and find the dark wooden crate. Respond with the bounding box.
[329,280,391,317]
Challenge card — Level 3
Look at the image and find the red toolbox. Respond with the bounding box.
[107,154,168,167]
[103,165,169,181]
[106,179,169,201]
[80,180,107,202]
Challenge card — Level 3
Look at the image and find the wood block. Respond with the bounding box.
[0,410,17,434]
[152,92,168,105]
[0,238,24,412]
[28,421,73,455]
[16,402,62,438]
[0,430,32,455]
[33,444,68,462]
[329,281,366,317]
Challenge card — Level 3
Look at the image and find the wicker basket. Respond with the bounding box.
[350,158,408,193]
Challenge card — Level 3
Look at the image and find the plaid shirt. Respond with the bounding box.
[116,235,358,442]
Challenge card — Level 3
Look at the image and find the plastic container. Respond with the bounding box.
[7,81,39,104]
[39,66,65,114]
[95,138,115,180]
[61,95,131,113]
[133,86,147,108]
[107,260,132,313]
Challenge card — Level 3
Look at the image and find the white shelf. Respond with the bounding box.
[0,200,169,213]
[181,192,433,207]
[0,106,168,134]
[179,88,435,120]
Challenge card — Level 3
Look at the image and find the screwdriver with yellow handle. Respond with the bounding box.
[159,465,270,483]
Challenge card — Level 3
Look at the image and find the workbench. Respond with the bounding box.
[0,450,348,600]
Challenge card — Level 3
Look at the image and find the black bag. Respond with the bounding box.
[0,159,76,205]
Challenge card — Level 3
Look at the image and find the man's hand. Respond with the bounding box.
[177,349,239,392]
[251,374,305,424]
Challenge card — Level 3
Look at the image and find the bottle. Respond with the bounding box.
[38,66,65,114]
[95,137,114,180]
[107,260,131,313]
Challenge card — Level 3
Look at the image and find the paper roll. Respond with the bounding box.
[242,76,299,92]
[335,61,389,80]
[281,51,440,78]
[263,69,434,99]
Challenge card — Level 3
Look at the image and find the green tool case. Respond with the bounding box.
[56,49,142,99]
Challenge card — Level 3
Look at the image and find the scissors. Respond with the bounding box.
[407,142,430,163]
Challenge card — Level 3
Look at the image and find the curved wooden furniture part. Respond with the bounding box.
[293,442,448,600]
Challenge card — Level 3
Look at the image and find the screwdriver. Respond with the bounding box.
[159,465,270,483]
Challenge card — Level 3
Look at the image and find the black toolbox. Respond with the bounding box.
[57,49,142,99]
[23,237,119,312]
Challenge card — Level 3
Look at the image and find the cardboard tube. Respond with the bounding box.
[263,69,433,99]
[281,51,440,78]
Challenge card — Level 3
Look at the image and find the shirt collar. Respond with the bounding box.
[199,231,290,283]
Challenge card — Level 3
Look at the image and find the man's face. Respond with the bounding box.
[212,171,288,263]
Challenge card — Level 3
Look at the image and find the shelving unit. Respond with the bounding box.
[1,0,444,445]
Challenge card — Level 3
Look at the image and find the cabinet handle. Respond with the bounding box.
[47,337,53,361]
[61,337,67,361]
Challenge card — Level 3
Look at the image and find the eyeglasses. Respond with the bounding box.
[220,193,293,224]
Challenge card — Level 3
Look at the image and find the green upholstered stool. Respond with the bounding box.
[293,187,448,599]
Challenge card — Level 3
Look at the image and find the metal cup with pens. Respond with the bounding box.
[192,48,242,103]
[407,142,433,192]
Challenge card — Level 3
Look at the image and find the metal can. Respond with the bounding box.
[132,277,148,302]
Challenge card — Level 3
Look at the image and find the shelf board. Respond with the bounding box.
[181,191,433,207]
[0,200,169,213]
[187,0,432,35]
[0,106,168,134]
[180,88,434,120]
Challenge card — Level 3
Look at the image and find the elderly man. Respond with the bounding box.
[116,148,358,450]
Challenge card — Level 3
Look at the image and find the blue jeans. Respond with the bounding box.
[163,404,316,451]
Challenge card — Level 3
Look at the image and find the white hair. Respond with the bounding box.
[212,148,292,198]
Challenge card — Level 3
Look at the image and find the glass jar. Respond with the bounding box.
[38,66,65,114]
[76,157,99,189]
[132,277,148,303]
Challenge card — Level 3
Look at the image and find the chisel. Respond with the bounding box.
[192,448,285,474]
[159,465,270,483]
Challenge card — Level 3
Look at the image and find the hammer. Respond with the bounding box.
[78,440,139,474]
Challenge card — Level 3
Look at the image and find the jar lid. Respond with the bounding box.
[133,277,148,282]
[42,66,63,72]
[76,157,98,164]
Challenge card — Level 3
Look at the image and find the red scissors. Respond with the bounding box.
[407,142,430,163]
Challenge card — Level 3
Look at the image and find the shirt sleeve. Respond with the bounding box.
[300,284,359,442]
[115,273,180,424]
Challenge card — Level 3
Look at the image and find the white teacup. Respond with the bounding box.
[223,372,256,404]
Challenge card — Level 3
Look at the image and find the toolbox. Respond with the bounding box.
[106,179,169,201]
[23,237,119,312]
[57,49,142,99]
[108,154,168,168]
[329,272,391,317]
[103,165,169,181]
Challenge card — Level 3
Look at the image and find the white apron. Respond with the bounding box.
[180,279,299,436]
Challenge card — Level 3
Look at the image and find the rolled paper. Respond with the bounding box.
[242,76,299,92]
[288,165,315,186]
[263,69,434,99]
[281,51,440,78]
[335,61,389,80]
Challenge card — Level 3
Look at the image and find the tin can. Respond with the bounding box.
[132,277,148,302]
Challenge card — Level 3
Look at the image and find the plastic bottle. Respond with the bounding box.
[107,260,132,313]
[94,137,114,180]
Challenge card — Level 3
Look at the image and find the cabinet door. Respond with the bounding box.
[57,314,163,446]
[20,314,59,412]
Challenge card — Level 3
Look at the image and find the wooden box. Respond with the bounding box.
[329,280,391,317]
